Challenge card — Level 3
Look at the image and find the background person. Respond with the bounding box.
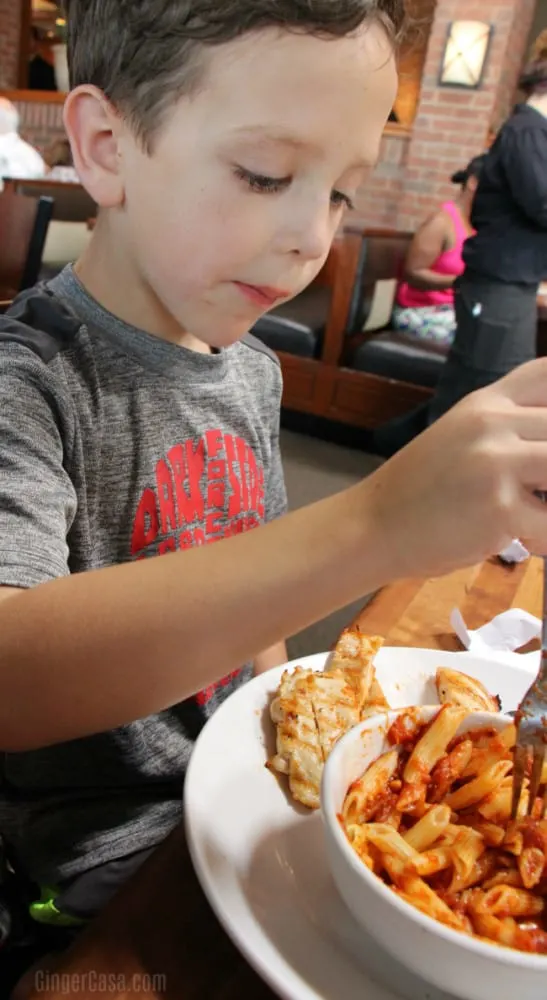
[393,156,485,348]
[28,27,57,91]
[44,137,80,183]
[374,33,547,457]
[0,98,46,189]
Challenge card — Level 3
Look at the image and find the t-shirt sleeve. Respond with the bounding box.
[501,127,547,228]
[264,366,288,524]
[0,359,77,588]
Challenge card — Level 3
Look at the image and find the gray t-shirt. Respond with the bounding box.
[0,267,287,885]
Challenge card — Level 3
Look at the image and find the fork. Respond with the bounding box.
[511,557,547,820]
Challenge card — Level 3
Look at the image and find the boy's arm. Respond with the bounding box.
[3,360,547,750]
[254,641,288,675]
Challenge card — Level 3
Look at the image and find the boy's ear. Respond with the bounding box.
[63,85,125,208]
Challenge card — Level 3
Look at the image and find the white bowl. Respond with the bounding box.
[321,706,547,1000]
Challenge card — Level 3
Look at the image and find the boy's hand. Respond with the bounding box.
[254,641,288,675]
[365,358,547,580]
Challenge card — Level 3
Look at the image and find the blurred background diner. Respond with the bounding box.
[392,155,485,349]
[373,31,547,456]
[0,97,45,187]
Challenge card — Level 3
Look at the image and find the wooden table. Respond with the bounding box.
[20,556,542,1000]
[355,556,541,652]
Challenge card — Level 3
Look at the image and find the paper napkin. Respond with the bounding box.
[451,607,540,656]
[498,540,530,565]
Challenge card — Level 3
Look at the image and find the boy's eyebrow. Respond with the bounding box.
[228,125,375,169]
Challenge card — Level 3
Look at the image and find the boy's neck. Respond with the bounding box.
[75,219,212,354]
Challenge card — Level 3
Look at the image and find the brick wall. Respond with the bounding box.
[354,131,411,227]
[0,0,22,88]
[396,0,536,232]
[492,0,537,129]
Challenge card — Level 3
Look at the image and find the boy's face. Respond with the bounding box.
[73,23,396,347]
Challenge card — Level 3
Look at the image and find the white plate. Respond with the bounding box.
[184,648,537,1000]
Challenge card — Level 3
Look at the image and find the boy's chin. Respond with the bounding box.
[196,316,259,351]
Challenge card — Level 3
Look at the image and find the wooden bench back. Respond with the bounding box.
[4,178,97,224]
[344,227,413,335]
[0,190,54,299]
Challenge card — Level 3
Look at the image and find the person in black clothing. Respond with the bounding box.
[28,28,57,92]
[373,38,547,457]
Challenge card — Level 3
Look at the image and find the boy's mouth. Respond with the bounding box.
[233,282,289,308]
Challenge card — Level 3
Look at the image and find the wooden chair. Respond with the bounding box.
[0,190,54,300]
[3,178,96,224]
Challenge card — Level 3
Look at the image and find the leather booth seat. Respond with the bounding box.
[342,230,450,390]
[351,330,448,388]
[252,286,331,359]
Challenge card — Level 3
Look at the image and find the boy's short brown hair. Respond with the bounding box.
[64,0,404,148]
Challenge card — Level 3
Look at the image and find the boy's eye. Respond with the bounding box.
[331,189,355,212]
[235,167,290,193]
[235,166,354,212]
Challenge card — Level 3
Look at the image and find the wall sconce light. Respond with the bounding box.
[439,21,493,89]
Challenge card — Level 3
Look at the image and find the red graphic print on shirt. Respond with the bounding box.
[130,429,265,704]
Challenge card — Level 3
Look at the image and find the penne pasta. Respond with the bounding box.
[343,749,400,825]
[430,739,473,802]
[483,868,523,890]
[519,847,546,890]
[396,780,427,816]
[478,776,531,823]
[412,846,452,877]
[445,760,512,811]
[448,828,486,891]
[363,823,420,864]
[404,706,467,784]
[451,850,500,892]
[403,805,451,852]
[372,790,402,829]
[461,748,507,781]
[341,708,547,956]
[469,820,505,848]
[474,885,544,919]
[395,872,469,932]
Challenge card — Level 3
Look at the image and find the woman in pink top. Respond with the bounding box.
[393,155,485,346]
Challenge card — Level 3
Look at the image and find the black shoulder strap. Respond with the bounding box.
[0,287,81,363]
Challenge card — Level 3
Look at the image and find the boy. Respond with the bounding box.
[2,0,547,944]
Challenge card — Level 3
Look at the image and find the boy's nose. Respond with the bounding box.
[286,204,336,262]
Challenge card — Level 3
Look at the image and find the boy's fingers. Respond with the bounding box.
[497,444,547,490]
[494,358,547,407]
[512,408,547,441]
